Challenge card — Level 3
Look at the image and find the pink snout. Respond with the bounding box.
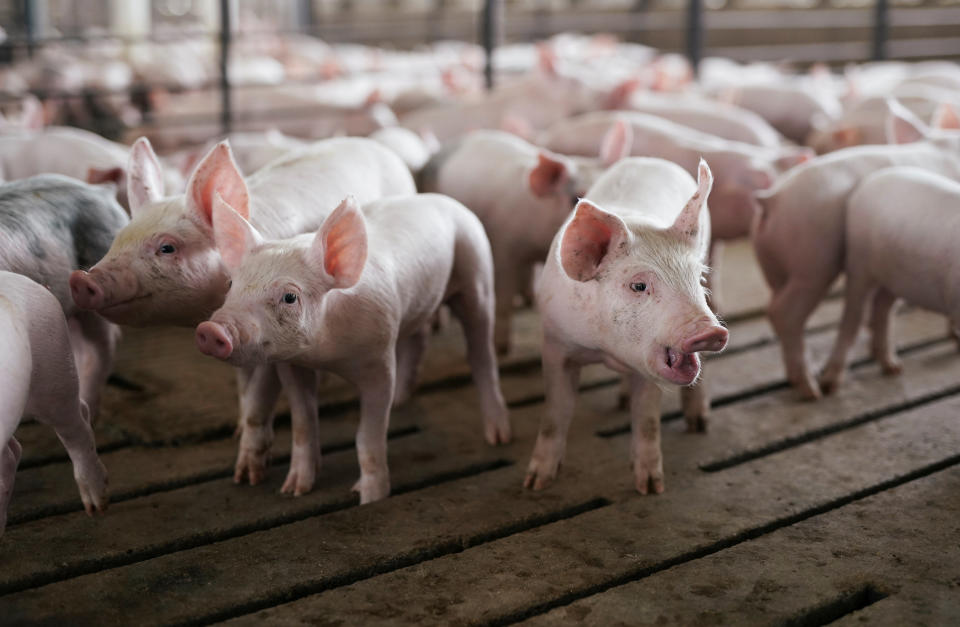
[681,326,729,354]
[196,321,234,360]
[69,270,104,310]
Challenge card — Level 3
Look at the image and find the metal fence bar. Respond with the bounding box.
[23,0,39,57]
[873,0,889,60]
[481,0,501,91]
[687,0,704,75]
[219,0,232,135]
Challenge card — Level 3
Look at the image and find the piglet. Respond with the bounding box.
[420,128,629,354]
[528,158,728,495]
[0,271,108,535]
[0,175,128,421]
[197,193,510,503]
[819,167,960,392]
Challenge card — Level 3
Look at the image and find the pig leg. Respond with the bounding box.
[525,337,580,490]
[492,252,519,355]
[681,380,710,433]
[768,280,830,401]
[393,327,429,408]
[350,359,394,504]
[67,312,121,423]
[234,364,282,486]
[448,289,511,445]
[0,437,22,535]
[869,288,902,376]
[517,263,535,308]
[629,373,664,495]
[276,363,320,497]
[819,277,874,395]
[616,376,631,411]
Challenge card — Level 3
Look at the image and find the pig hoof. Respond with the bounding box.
[280,464,317,497]
[76,460,109,516]
[484,418,512,446]
[352,475,390,504]
[793,379,822,402]
[881,362,903,376]
[523,458,560,491]
[234,451,270,486]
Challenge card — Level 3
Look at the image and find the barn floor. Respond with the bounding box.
[2,240,959,626]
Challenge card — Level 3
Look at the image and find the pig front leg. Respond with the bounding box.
[67,311,122,423]
[276,363,321,497]
[768,280,829,401]
[448,289,511,445]
[234,364,282,486]
[525,337,579,490]
[393,327,429,408]
[351,359,395,504]
[629,374,665,495]
[0,437,22,535]
[681,380,710,433]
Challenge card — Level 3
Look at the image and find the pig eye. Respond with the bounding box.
[630,281,647,293]
[159,244,176,254]
[282,293,297,304]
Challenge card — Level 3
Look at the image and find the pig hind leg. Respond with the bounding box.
[819,273,875,395]
[447,281,510,446]
[869,288,902,376]
[492,254,519,356]
[234,364,283,486]
[393,326,429,408]
[0,436,22,535]
[28,317,107,515]
[67,311,122,423]
[276,364,320,497]
[768,279,832,401]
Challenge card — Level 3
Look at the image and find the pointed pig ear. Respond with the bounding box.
[669,159,713,243]
[21,95,44,130]
[605,78,643,110]
[212,193,263,274]
[831,126,861,149]
[885,100,929,145]
[528,152,570,198]
[309,196,368,289]
[127,137,164,215]
[932,103,960,131]
[560,199,630,282]
[599,120,633,168]
[186,141,249,229]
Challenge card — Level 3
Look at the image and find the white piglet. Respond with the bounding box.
[528,158,728,495]
[0,271,108,534]
[196,193,510,503]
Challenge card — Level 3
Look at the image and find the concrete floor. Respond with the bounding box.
[2,240,959,626]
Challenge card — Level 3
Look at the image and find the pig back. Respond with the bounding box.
[0,175,128,311]
[244,137,415,241]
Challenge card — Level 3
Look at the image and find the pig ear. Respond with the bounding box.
[212,193,264,274]
[605,78,643,110]
[127,137,164,215]
[885,100,929,145]
[21,95,44,130]
[528,153,570,198]
[87,166,124,187]
[186,141,250,229]
[740,164,774,191]
[831,126,860,149]
[669,159,713,243]
[932,103,960,131]
[773,148,813,172]
[537,43,559,77]
[560,199,630,282]
[310,196,368,289]
[599,120,633,167]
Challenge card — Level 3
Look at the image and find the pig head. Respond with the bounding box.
[552,160,728,385]
[70,137,249,326]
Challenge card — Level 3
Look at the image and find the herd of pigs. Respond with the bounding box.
[2,32,960,539]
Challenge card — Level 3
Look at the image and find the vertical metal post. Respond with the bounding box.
[686,0,704,77]
[873,0,889,60]
[23,0,39,57]
[297,0,315,33]
[219,0,232,135]
[481,0,501,91]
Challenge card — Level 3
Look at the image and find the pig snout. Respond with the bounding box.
[70,270,105,310]
[681,325,729,354]
[196,321,234,360]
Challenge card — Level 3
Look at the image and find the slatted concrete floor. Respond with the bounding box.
[2,241,959,626]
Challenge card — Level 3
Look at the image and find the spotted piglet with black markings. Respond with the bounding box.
[0,271,108,535]
[527,158,728,495]
[196,193,510,503]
